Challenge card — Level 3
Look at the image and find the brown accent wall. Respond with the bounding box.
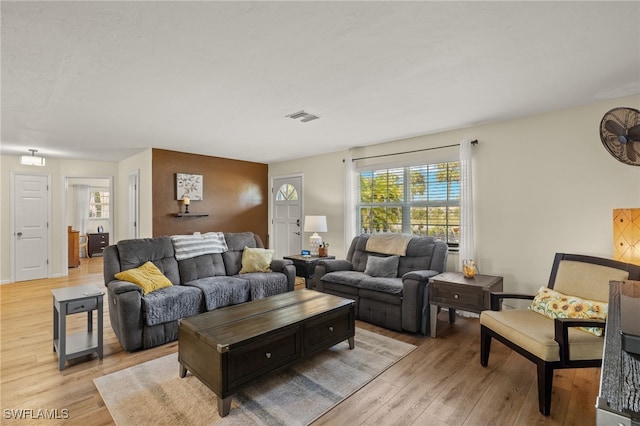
[152,149,269,244]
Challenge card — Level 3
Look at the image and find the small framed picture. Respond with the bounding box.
[176,173,203,201]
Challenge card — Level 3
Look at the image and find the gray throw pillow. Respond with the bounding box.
[364,255,399,278]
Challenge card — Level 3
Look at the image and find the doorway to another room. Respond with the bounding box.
[65,177,114,269]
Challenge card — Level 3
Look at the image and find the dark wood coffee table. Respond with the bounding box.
[178,289,355,417]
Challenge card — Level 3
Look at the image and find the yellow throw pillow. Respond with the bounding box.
[239,247,273,273]
[114,261,173,294]
[528,286,608,336]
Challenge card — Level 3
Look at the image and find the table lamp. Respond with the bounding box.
[304,215,327,256]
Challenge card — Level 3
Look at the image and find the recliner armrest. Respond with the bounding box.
[107,280,143,295]
[489,292,535,311]
[270,258,292,272]
[317,259,353,272]
[402,270,439,282]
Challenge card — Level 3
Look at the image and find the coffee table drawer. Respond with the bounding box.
[228,327,301,389]
[304,306,355,354]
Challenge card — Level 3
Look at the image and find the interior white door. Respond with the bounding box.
[272,176,302,259]
[14,174,50,281]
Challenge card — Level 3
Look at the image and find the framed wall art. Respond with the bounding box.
[176,173,203,200]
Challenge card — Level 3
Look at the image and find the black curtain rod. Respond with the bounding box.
[350,139,478,162]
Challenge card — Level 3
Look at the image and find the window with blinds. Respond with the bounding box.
[89,189,110,219]
[357,161,460,246]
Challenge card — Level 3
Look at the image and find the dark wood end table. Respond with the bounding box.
[429,271,503,337]
[284,254,335,288]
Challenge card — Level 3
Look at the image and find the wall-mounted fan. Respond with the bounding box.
[600,107,640,166]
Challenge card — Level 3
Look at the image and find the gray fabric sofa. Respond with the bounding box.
[103,232,295,351]
[313,234,448,334]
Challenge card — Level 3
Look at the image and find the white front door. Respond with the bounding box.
[14,174,50,281]
[272,176,303,259]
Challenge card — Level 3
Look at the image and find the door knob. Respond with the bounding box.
[296,219,301,227]
[16,232,23,237]
[294,232,301,235]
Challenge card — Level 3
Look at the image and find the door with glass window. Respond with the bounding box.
[272,176,302,259]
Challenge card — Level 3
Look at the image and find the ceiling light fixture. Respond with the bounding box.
[21,149,46,166]
[286,110,319,123]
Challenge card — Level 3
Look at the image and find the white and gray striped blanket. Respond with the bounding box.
[171,232,228,261]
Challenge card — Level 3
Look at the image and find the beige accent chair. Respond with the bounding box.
[480,253,640,416]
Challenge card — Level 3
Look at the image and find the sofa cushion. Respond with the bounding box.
[359,276,403,294]
[184,276,250,311]
[116,237,181,285]
[178,253,226,283]
[240,247,274,273]
[322,270,402,295]
[238,272,289,300]
[224,232,259,251]
[398,237,443,276]
[115,261,173,294]
[143,285,203,326]
[322,270,367,288]
[364,255,399,278]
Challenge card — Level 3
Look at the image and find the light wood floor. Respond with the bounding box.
[0,258,600,425]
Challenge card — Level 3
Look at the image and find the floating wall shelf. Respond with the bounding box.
[173,214,209,218]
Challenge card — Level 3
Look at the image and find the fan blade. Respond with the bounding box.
[605,120,626,136]
[628,124,640,141]
[626,141,637,162]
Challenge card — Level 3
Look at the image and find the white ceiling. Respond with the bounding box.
[2,1,639,163]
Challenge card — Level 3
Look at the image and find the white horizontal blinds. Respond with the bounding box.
[359,168,404,234]
[353,145,461,246]
[407,162,460,244]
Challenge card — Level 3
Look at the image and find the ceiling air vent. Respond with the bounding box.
[286,110,319,123]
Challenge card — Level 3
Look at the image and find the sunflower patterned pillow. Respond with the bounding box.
[528,286,608,336]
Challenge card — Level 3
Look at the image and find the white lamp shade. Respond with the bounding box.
[303,215,328,233]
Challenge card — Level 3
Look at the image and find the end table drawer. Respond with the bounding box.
[67,298,98,314]
[431,284,484,311]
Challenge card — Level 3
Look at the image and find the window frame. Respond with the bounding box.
[88,187,110,220]
[356,161,460,247]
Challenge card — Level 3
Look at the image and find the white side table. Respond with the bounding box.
[52,284,104,370]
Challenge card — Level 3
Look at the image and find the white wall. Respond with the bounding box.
[269,95,640,299]
[117,149,153,240]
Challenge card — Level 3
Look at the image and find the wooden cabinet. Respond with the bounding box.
[68,226,80,268]
[87,233,109,258]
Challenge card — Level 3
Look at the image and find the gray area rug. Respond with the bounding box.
[94,328,416,425]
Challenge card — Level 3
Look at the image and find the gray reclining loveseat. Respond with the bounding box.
[313,233,448,334]
[103,232,295,351]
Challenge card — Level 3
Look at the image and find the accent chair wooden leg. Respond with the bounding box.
[480,325,491,367]
[536,361,553,416]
